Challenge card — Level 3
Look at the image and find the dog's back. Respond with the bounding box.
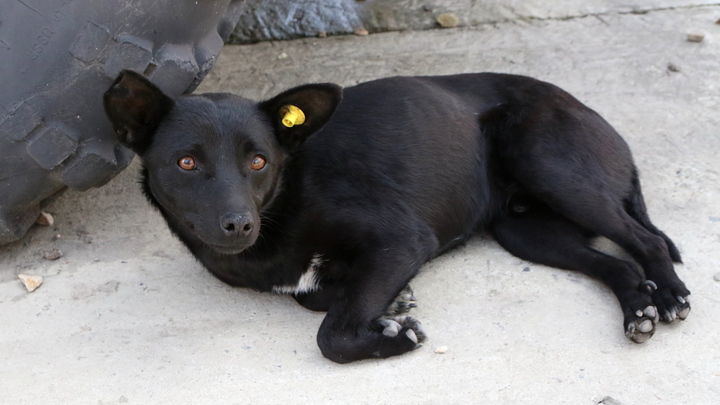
[296,74,505,255]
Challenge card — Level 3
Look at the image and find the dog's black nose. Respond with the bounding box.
[220,212,254,237]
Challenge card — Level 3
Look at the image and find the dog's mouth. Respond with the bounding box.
[167,209,258,255]
[205,242,252,255]
[151,196,259,255]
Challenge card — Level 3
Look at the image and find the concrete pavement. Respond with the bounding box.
[2,2,720,404]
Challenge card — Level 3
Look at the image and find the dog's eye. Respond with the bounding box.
[250,155,266,171]
[178,156,196,171]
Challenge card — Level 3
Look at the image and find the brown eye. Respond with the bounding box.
[178,156,196,171]
[250,155,266,171]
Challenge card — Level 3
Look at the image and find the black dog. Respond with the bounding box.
[104,70,690,363]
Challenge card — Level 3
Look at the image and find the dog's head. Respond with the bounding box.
[103,70,342,254]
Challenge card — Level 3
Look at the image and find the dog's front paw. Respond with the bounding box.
[377,316,426,345]
[318,316,427,363]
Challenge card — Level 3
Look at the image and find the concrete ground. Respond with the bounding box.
[2,2,720,404]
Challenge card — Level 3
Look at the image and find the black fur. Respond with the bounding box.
[104,70,690,363]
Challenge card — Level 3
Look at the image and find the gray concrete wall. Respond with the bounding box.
[229,0,720,43]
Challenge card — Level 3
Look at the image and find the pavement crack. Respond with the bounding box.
[512,3,720,24]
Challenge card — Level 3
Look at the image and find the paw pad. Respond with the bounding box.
[626,305,658,343]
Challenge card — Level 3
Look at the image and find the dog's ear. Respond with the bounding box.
[103,70,174,154]
[260,83,343,150]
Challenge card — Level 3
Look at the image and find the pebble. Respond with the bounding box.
[277,52,288,60]
[437,13,460,28]
[687,31,705,43]
[714,272,720,282]
[435,346,448,354]
[597,396,622,405]
[18,274,43,292]
[43,248,63,261]
[318,31,327,38]
[35,212,54,226]
[667,63,680,73]
[353,28,369,36]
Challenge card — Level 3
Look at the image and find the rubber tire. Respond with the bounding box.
[0,0,244,245]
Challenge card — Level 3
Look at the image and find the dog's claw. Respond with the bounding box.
[639,280,658,294]
[677,304,690,320]
[379,319,403,337]
[644,305,657,321]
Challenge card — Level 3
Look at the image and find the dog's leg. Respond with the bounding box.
[552,198,690,324]
[491,105,690,327]
[315,232,436,363]
[295,282,416,316]
[293,280,343,312]
[505,168,690,328]
[491,205,659,343]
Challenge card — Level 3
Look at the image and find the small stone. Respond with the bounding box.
[523,267,531,272]
[597,396,622,405]
[422,5,433,12]
[35,212,54,226]
[667,63,680,72]
[53,234,62,240]
[437,13,460,28]
[435,346,448,354]
[687,31,705,43]
[353,28,369,36]
[277,52,288,60]
[318,31,327,38]
[43,248,63,261]
[716,18,720,25]
[18,274,43,292]
[713,272,720,282]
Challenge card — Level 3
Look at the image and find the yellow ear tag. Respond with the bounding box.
[280,105,305,128]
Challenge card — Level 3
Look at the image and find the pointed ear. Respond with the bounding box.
[259,83,343,150]
[103,70,174,154]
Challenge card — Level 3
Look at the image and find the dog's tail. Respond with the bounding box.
[625,169,682,263]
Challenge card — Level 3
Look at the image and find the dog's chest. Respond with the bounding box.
[271,254,325,294]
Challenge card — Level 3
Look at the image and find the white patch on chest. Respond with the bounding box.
[271,254,324,295]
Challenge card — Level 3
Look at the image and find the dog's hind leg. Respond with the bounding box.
[625,171,682,263]
[491,203,660,342]
[515,177,691,325]
[489,100,690,326]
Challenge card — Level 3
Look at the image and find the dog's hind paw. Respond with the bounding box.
[625,305,659,343]
[652,286,691,322]
[384,285,417,316]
